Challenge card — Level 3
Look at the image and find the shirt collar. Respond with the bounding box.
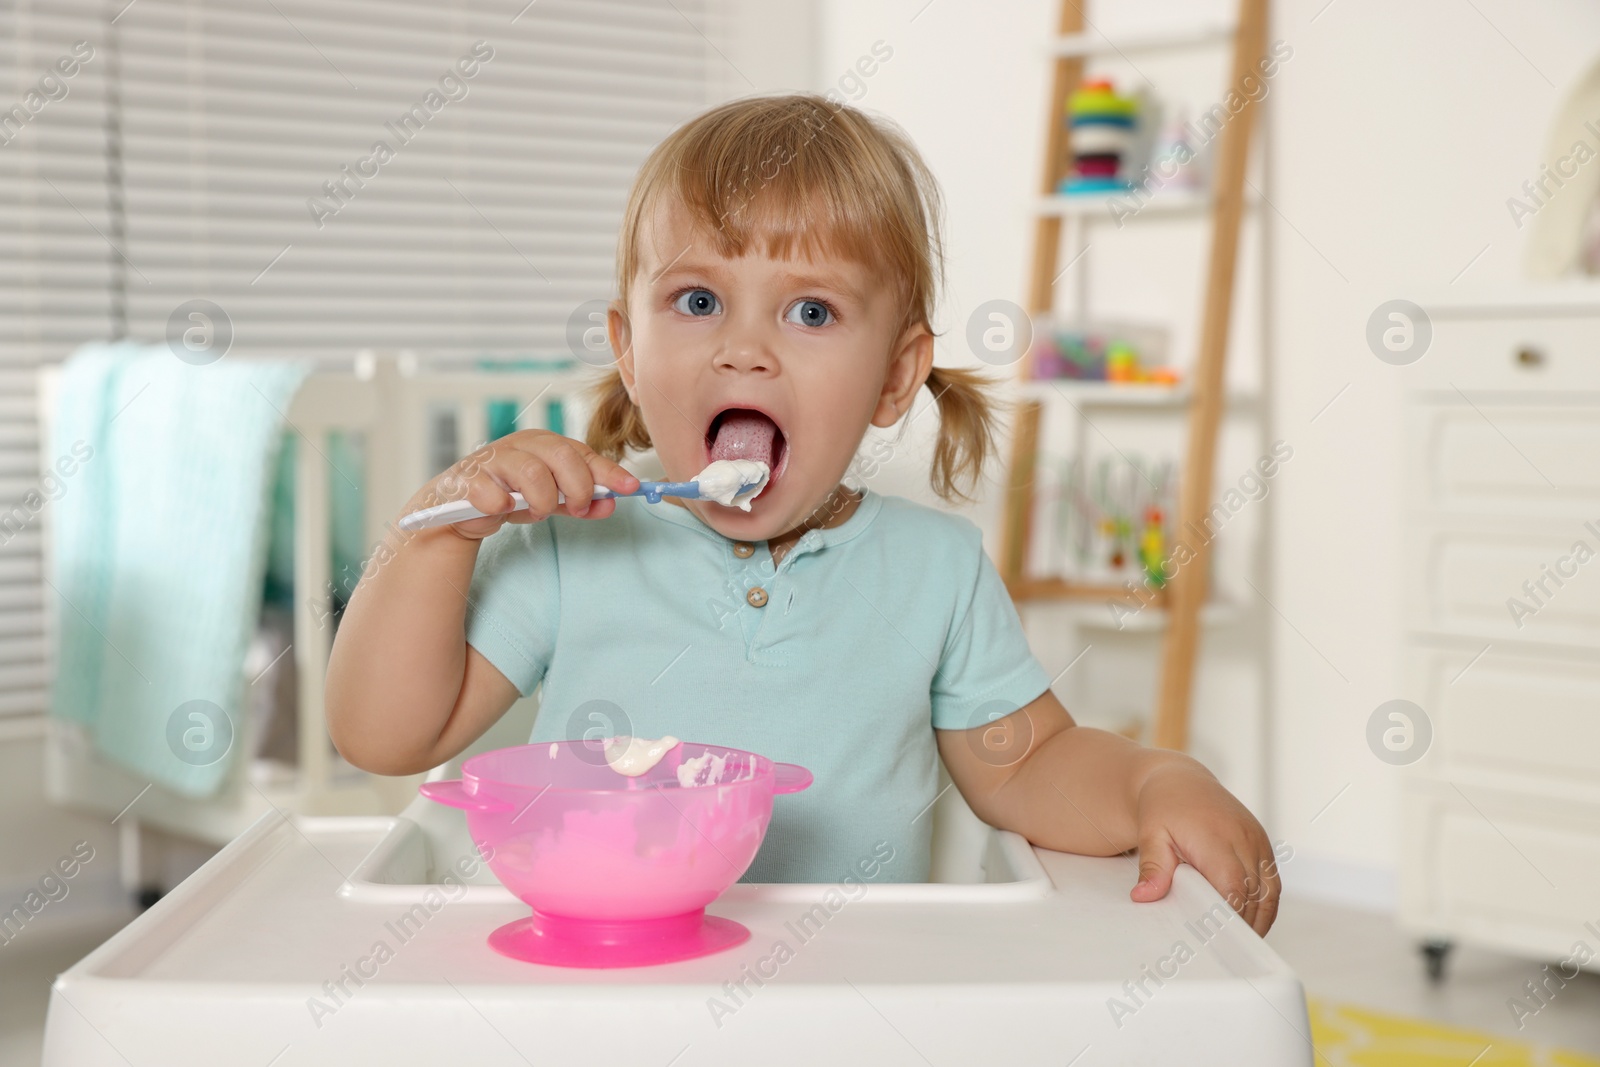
[641,487,883,561]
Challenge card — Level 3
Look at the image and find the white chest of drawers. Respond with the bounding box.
[1398,288,1600,976]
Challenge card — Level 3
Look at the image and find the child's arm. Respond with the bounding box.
[324,431,637,776]
[936,689,1282,935]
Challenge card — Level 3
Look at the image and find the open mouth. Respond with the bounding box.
[704,407,788,493]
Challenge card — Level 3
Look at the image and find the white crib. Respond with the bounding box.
[36,350,596,891]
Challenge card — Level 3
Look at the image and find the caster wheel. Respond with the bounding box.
[1421,939,1454,983]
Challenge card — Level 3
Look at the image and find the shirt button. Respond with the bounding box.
[732,542,755,559]
[746,585,769,608]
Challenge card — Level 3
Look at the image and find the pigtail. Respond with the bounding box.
[584,369,653,459]
[924,364,1001,504]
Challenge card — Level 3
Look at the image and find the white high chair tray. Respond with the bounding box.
[43,789,1312,1066]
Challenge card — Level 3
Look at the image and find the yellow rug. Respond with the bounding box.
[1310,999,1600,1066]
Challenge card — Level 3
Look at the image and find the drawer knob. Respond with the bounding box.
[1515,346,1545,368]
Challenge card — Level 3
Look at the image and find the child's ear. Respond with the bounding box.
[870,324,935,428]
[607,301,638,403]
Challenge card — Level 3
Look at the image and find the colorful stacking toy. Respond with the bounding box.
[1061,78,1138,194]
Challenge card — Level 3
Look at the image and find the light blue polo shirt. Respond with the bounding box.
[463,489,1053,884]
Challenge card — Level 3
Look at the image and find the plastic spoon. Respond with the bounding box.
[397,463,768,531]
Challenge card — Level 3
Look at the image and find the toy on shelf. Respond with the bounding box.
[1152,108,1206,192]
[1049,454,1176,588]
[1027,321,1179,385]
[1139,505,1168,588]
[1106,341,1138,382]
[1061,79,1139,195]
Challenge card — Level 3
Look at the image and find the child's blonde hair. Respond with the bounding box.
[586,91,1000,504]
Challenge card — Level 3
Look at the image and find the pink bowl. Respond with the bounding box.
[419,739,811,967]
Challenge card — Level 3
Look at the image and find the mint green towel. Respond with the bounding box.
[49,342,313,798]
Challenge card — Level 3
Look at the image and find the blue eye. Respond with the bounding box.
[673,289,720,316]
[786,299,834,328]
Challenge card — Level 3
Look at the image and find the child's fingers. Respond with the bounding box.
[1242,840,1282,936]
[1130,829,1180,903]
[416,430,631,533]
[1225,836,1283,936]
[1231,847,1260,934]
[530,437,600,518]
[1251,878,1280,937]
[491,451,560,520]
[576,445,640,496]
[462,474,524,524]
[435,478,515,539]
[1188,841,1260,932]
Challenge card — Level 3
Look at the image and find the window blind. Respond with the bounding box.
[116,0,727,360]
[0,0,112,718]
[1,0,734,718]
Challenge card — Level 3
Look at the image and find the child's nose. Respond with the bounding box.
[715,328,776,374]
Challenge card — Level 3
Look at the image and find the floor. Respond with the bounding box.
[4,895,1598,1064]
[1267,897,1600,1058]
[0,910,136,1067]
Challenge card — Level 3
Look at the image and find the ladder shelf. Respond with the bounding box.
[1001,0,1270,751]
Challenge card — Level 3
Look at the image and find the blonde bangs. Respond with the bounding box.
[615,93,943,337]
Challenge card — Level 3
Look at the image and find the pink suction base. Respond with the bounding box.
[487,908,751,968]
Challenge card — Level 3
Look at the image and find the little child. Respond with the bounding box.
[326,93,1281,934]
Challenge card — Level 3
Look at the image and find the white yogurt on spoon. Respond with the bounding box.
[694,459,769,511]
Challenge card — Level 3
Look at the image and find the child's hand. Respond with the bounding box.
[1129,759,1281,935]
[940,692,1282,935]
[415,430,640,540]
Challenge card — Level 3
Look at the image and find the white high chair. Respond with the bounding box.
[40,350,1311,1064]
[43,684,1312,1065]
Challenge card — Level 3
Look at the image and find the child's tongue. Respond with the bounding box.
[709,410,778,466]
